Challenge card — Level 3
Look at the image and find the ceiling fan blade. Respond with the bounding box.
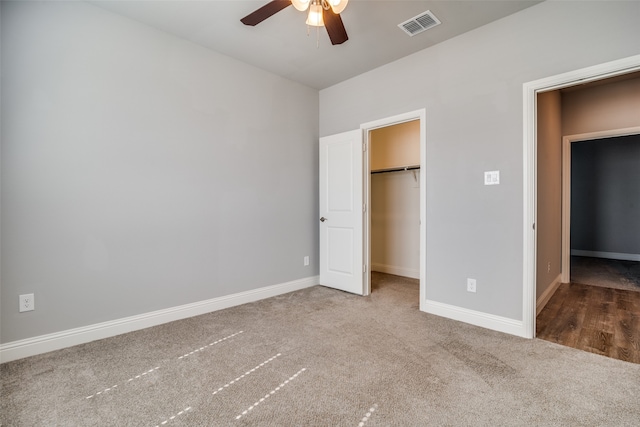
[323,8,348,45]
[241,0,292,26]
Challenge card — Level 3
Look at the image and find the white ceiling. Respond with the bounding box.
[90,0,542,90]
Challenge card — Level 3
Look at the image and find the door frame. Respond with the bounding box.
[360,109,426,309]
[523,54,640,338]
[561,127,640,283]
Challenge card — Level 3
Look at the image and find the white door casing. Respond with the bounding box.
[319,130,364,295]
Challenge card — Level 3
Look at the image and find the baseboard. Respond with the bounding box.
[371,263,419,279]
[0,276,319,364]
[423,299,527,338]
[536,274,562,315]
[571,250,640,262]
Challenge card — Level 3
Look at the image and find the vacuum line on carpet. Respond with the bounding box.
[358,403,378,426]
[153,406,191,427]
[86,330,244,401]
[85,331,245,402]
[177,330,244,359]
[212,353,282,396]
[235,367,307,420]
[85,366,160,400]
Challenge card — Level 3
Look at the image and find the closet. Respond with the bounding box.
[369,120,420,281]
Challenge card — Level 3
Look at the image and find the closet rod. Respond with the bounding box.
[371,165,420,175]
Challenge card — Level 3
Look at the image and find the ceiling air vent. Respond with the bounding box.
[398,10,441,37]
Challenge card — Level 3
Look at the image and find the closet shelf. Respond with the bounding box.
[371,165,420,175]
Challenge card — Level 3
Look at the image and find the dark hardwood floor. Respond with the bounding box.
[537,282,640,364]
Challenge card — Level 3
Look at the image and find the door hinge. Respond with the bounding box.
[533,223,535,230]
[363,265,367,273]
[363,143,367,152]
[363,203,366,213]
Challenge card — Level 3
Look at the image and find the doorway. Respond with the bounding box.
[562,130,640,285]
[524,54,640,339]
[362,110,426,308]
[318,110,425,305]
[368,120,421,303]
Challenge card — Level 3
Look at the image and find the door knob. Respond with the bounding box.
[320,217,327,222]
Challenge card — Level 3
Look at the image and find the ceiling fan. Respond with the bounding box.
[241,0,349,45]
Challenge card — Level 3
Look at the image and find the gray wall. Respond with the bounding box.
[320,1,640,320]
[536,91,562,299]
[1,1,319,343]
[571,135,640,255]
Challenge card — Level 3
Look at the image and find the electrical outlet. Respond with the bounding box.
[467,278,476,293]
[19,293,35,312]
[303,256,310,266]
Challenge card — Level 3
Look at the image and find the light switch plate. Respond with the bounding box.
[484,170,500,185]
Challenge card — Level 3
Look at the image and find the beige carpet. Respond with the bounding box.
[2,272,640,426]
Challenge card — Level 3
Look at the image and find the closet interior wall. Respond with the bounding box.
[370,120,421,280]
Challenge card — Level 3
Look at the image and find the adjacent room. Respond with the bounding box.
[2,1,640,425]
[535,73,640,362]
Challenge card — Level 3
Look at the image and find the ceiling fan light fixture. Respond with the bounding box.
[328,0,348,14]
[291,0,311,12]
[240,0,348,46]
[306,3,324,27]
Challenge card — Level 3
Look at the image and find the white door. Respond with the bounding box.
[319,130,364,295]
